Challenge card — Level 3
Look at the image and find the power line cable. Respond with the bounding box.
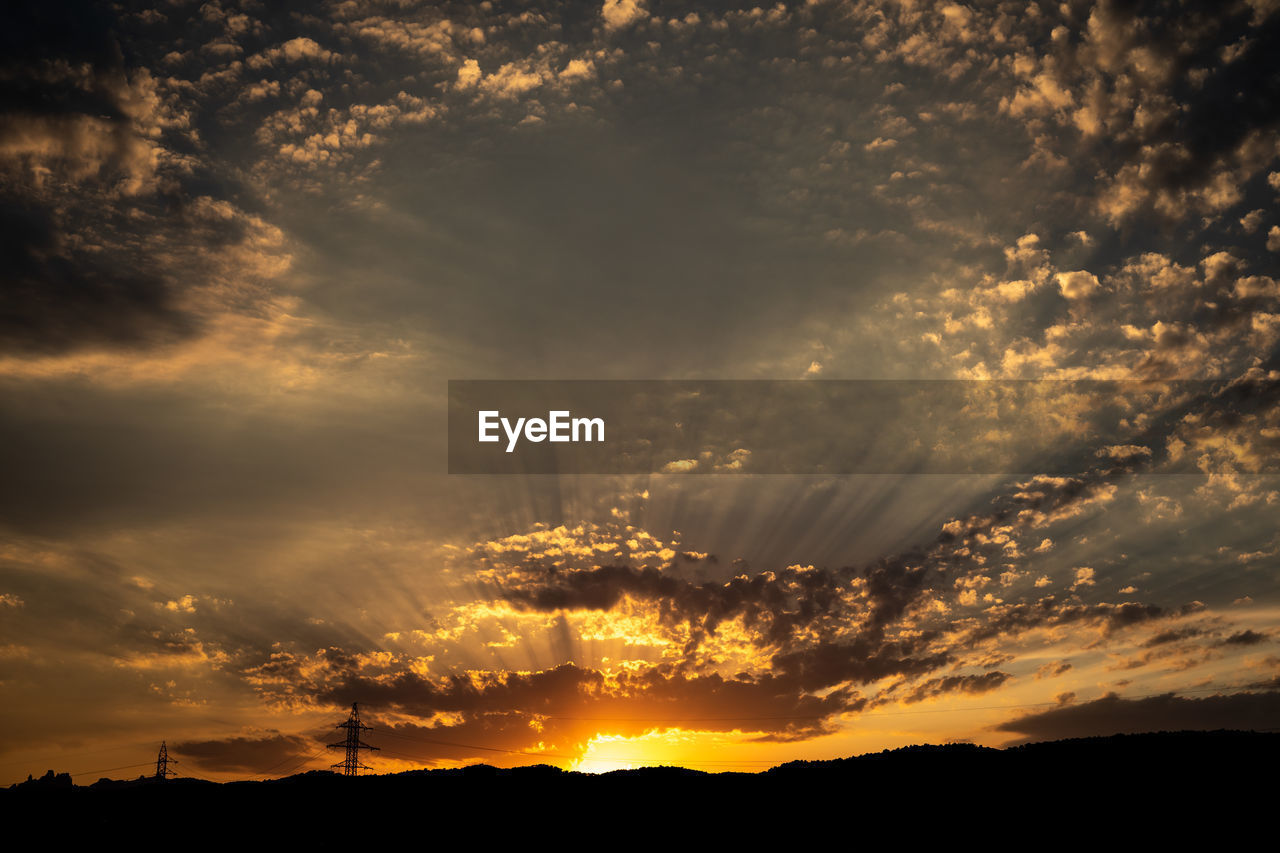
[67,762,155,779]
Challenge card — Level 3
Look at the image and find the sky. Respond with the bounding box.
[1,0,1279,782]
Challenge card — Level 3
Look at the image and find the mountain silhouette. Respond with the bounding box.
[6,730,1271,839]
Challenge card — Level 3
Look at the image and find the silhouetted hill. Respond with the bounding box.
[6,730,1273,839]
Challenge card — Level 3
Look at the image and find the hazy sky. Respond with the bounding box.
[2,0,1279,781]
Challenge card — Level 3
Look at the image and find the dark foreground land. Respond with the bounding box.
[6,730,1274,839]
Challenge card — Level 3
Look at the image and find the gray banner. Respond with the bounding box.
[447,379,1265,475]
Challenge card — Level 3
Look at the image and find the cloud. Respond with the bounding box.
[334,15,463,59]
[315,662,860,753]
[162,595,198,614]
[175,732,315,772]
[996,0,1280,224]
[0,2,297,362]
[900,671,1013,704]
[259,90,438,168]
[456,58,481,87]
[1071,567,1096,590]
[1036,660,1072,680]
[601,0,648,32]
[0,8,200,355]
[1056,271,1101,301]
[0,199,194,354]
[246,37,336,70]
[1218,629,1269,646]
[997,690,1280,742]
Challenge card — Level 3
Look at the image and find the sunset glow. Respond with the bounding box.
[2,0,1279,784]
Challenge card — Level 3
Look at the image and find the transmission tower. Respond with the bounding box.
[328,702,379,776]
[155,741,177,780]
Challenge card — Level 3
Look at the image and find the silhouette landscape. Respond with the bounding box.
[8,730,1275,835]
[4,2,1279,810]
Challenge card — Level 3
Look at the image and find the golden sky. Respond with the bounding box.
[1,0,1279,783]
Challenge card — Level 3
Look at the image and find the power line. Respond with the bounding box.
[372,726,570,761]
[68,762,155,779]
[251,744,332,779]
[154,741,177,780]
[17,681,1273,784]
[346,682,1276,770]
[327,702,379,777]
[0,743,141,771]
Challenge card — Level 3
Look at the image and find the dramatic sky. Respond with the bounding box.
[2,0,1279,782]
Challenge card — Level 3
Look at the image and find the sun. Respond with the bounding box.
[568,728,762,774]
[570,733,655,773]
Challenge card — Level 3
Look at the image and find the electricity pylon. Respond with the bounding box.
[155,741,177,780]
[328,702,379,776]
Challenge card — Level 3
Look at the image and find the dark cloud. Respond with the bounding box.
[1128,5,1280,202]
[0,199,194,353]
[0,3,194,353]
[1143,626,1205,647]
[1219,629,1269,646]
[484,548,957,697]
[315,662,861,754]
[997,689,1280,742]
[1036,660,1073,680]
[0,2,186,348]
[902,672,1013,704]
[997,0,1280,224]
[959,598,1176,645]
[769,638,949,694]
[375,713,581,765]
[490,561,859,652]
[175,732,315,773]
[0,2,122,75]
[0,0,291,355]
